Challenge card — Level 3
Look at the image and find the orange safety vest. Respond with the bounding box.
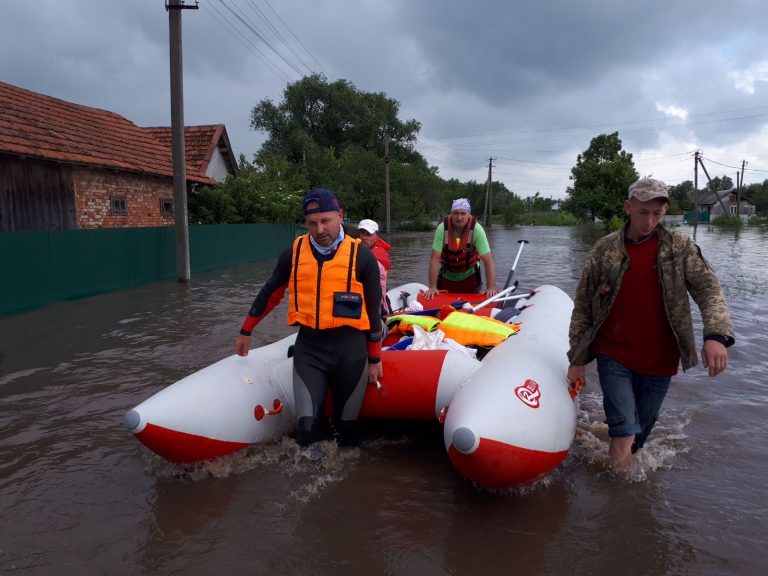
[441,215,479,273]
[287,235,371,331]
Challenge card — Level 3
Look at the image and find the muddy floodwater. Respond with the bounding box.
[1,224,766,575]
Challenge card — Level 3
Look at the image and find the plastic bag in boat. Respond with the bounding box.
[409,325,477,359]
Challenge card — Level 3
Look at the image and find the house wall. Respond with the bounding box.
[205,148,232,182]
[710,200,755,216]
[0,154,77,232]
[73,167,176,228]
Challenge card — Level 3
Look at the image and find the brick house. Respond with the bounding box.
[0,81,220,232]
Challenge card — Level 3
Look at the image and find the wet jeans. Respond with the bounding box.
[596,354,671,450]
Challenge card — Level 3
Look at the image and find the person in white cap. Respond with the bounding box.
[358,219,392,316]
[567,178,734,470]
[424,197,497,299]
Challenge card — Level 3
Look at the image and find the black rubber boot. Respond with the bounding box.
[337,420,360,447]
[296,416,322,447]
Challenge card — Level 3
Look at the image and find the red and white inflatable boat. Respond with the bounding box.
[124,282,578,488]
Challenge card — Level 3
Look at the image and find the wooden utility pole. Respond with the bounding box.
[737,160,747,221]
[384,129,391,233]
[693,150,699,234]
[484,157,493,227]
[167,0,197,282]
[696,153,732,220]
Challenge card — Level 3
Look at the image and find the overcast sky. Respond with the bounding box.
[3,0,768,199]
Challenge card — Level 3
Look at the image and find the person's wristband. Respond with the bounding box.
[704,334,734,347]
[239,328,252,337]
[367,339,381,363]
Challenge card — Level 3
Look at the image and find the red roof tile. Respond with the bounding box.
[143,124,239,178]
[0,81,211,184]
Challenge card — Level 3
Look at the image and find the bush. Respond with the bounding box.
[710,215,744,229]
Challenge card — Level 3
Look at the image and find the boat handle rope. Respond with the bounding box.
[254,399,284,421]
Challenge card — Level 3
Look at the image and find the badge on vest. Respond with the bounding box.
[333,291,363,319]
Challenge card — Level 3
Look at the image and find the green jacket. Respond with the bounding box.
[567,223,735,371]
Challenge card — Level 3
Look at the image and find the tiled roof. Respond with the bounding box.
[0,81,211,184]
[143,124,239,177]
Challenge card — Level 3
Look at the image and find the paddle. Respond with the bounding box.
[501,240,529,309]
[463,281,519,313]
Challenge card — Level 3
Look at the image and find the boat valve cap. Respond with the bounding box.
[123,409,141,432]
[452,427,477,453]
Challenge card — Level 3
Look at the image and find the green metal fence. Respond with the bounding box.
[0,223,295,316]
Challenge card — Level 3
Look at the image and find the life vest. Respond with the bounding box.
[386,314,441,334]
[439,311,519,347]
[385,311,519,347]
[287,235,371,330]
[441,216,479,273]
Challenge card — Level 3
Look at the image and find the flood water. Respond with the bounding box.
[1,224,767,576]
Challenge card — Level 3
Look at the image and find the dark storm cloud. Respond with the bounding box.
[2,0,768,195]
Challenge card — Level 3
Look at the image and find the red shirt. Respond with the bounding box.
[592,234,679,376]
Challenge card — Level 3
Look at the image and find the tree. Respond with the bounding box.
[668,180,695,213]
[189,154,308,224]
[705,175,734,194]
[564,132,639,223]
[745,180,768,215]
[250,74,422,169]
[246,74,444,224]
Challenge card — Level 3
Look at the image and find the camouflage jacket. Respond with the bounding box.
[567,223,735,371]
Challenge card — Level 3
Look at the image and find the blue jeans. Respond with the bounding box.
[596,355,671,451]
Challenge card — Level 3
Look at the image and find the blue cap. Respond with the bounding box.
[303,188,340,215]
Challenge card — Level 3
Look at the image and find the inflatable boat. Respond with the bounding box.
[124,282,578,488]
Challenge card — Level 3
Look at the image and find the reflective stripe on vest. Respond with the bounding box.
[287,235,371,330]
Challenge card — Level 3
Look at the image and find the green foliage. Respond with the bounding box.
[516,210,579,226]
[606,215,626,231]
[189,154,308,224]
[710,215,744,229]
[202,76,679,229]
[743,180,768,215]
[563,132,639,223]
[667,180,694,213]
[250,73,421,168]
[188,186,240,224]
[501,193,526,225]
[705,175,734,194]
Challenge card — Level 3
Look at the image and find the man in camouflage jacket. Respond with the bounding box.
[567,178,734,468]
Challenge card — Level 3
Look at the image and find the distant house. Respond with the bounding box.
[142,124,239,183]
[696,188,756,222]
[0,81,217,232]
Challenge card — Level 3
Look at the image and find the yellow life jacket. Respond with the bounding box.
[287,235,370,330]
[439,311,519,346]
[386,314,441,333]
[387,311,519,347]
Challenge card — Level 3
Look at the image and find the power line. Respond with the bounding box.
[216,0,307,78]
[243,0,318,77]
[263,0,328,76]
[202,1,293,83]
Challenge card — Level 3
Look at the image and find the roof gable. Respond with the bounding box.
[143,124,239,179]
[697,187,754,206]
[0,81,210,184]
